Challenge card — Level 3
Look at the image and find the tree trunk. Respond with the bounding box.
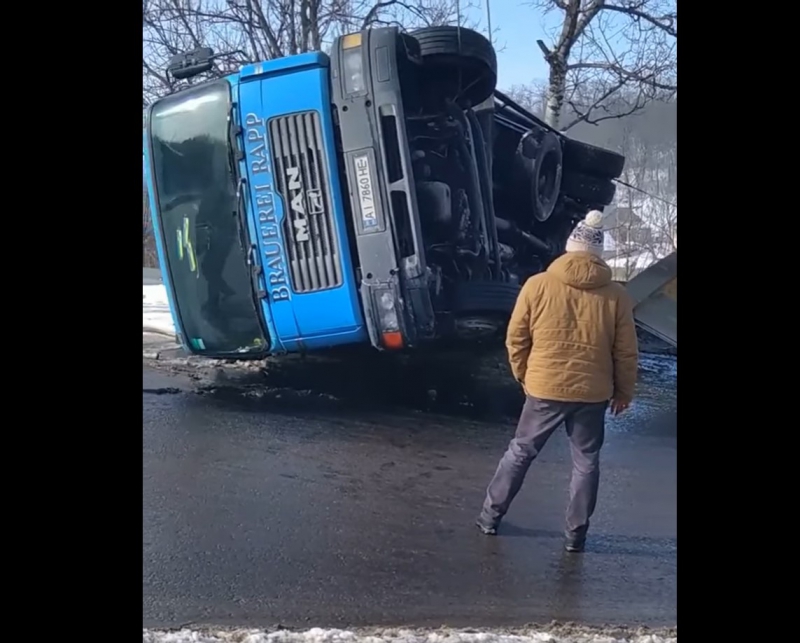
[544,56,567,129]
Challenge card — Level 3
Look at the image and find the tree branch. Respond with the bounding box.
[533,0,676,128]
[567,61,677,91]
[604,3,677,37]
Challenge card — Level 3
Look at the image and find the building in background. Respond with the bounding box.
[601,206,667,281]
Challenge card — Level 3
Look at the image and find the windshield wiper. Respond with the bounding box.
[228,106,267,312]
[227,106,251,252]
[226,104,241,181]
[236,176,267,303]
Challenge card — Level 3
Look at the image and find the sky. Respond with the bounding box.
[462,0,557,89]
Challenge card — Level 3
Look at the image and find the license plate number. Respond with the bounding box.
[353,153,378,230]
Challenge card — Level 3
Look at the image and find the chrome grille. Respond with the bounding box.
[269,111,342,293]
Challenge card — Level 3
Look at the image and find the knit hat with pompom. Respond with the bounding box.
[565,210,605,256]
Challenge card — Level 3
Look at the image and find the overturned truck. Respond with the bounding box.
[143,26,626,359]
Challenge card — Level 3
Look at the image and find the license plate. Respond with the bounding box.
[353,153,378,230]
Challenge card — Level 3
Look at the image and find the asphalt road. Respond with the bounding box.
[143,354,676,630]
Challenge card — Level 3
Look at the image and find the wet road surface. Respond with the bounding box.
[143,352,676,630]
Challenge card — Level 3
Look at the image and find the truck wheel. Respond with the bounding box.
[450,281,521,340]
[561,136,625,179]
[534,133,563,222]
[411,26,497,106]
[516,130,563,222]
[560,171,617,207]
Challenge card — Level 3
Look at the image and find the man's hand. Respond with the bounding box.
[609,399,630,416]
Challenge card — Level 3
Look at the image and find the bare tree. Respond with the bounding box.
[143,0,467,105]
[603,95,675,276]
[529,0,676,131]
[633,147,676,260]
[504,80,548,118]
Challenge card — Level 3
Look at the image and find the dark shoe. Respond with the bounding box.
[475,516,499,535]
[565,526,588,552]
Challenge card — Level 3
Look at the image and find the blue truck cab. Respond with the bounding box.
[144,51,368,358]
[143,27,626,360]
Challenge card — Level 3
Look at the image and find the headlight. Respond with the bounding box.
[378,291,399,331]
[375,289,404,349]
[342,47,365,94]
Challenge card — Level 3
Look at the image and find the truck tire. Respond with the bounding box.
[561,136,625,179]
[411,26,497,106]
[528,132,563,222]
[399,32,421,61]
[516,130,563,222]
[452,280,520,316]
[560,171,616,207]
[450,280,521,340]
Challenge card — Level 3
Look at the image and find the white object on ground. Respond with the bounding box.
[605,251,658,272]
[143,284,176,336]
[142,628,676,643]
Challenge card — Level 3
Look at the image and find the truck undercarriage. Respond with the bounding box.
[331,26,626,346]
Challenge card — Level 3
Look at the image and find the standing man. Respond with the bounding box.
[476,210,639,552]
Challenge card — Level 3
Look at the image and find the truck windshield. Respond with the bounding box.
[148,81,269,355]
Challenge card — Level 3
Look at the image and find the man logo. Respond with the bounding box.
[307,188,323,215]
[285,166,309,242]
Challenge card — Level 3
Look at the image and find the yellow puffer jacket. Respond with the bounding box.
[506,251,639,404]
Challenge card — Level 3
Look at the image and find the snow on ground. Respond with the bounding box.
[142,628,675,643]
[143,284,175,336]
[638,352,677,378]
[605,251,658,272]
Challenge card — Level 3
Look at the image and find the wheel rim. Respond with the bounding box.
[534,149,561,222]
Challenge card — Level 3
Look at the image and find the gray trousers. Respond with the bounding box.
[480,395,608,538]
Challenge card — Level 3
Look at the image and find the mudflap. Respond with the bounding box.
[625,252,677,348]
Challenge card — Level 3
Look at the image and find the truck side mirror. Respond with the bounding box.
[166,48,216,80]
